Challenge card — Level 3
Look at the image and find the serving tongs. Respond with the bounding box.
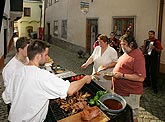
[91,66,106,81]
[97,66,105,73]
[91,74,100,81]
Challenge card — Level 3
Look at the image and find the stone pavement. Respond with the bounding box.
[0,43,165,122]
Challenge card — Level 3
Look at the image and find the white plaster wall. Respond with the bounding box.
[45,0,68,38]
[45,0,160,47]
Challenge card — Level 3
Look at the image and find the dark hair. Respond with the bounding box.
[98,34,109,43]
[27,40,50,60]
[96,34,101,41]
[149,30,155,34]
[16,37,30,52]
[110,32,115,35]
[119,34,138,49]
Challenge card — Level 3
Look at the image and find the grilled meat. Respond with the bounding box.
[81,106,101,121]
[54,91,91,114]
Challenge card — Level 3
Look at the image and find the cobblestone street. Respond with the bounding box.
[0,44,165,122]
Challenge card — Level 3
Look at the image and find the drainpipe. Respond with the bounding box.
[158,0,164,39]
[39,5,42,27]
[43,0,46,40]
[157,0,164,73]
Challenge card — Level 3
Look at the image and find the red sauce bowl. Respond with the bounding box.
[99,92,126,114]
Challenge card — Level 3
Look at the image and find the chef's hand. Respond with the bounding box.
[81,63,88,69]
[83,75,92,84]
[113,72,123,79]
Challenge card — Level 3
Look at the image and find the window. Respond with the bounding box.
[54,0,59,3]
[24,7,31,17]
[112,17,135,38]
[54,20,58,36]
[46,0,49,7]
[61,20,67,39]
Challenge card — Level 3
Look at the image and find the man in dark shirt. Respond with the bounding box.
[142,30,163,93]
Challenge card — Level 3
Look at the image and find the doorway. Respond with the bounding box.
[47,22,50,42]
[86,19,98,54]
[26,26,33,37]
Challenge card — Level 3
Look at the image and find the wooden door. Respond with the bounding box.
[86,20,91,53]
[86,19,98,54]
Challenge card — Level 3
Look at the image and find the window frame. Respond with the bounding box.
[24,7,31,17]
[53,20,59,36]
[54,0,59,3]
[61,20,67,39]
[112,16,136,38]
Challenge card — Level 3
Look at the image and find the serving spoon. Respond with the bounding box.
[97,100,109,110]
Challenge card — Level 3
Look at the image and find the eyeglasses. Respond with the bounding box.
[120,41,128,46]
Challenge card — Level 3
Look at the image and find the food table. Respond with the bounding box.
[43,64,133,122]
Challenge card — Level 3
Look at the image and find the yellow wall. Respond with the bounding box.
[17,1,42,37]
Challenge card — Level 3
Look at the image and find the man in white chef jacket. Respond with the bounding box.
[2,37,30,112]
[4,40,92,122]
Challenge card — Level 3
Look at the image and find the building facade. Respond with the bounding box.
[0,0,23,69]
[16,0,43,38]
[44,0,165,73]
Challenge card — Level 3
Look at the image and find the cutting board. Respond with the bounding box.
[58,106,110,122]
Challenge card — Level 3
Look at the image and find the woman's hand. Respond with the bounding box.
[113,72,123,79]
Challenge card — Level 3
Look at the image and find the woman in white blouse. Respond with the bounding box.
[81,34,118,90]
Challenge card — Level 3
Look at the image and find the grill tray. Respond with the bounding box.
[46,75,133,122]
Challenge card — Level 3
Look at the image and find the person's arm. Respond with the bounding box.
[155,48,162,53]
[140,40,147,54]
[103,62,117,70]
[2,90,11,104]
[151,46,162,53]
[67,75,92,96]
[151,40,163,53]
[81,56,93,69]
[113,72,145,82]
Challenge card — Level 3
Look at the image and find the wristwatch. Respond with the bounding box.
[122,73,125,80]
